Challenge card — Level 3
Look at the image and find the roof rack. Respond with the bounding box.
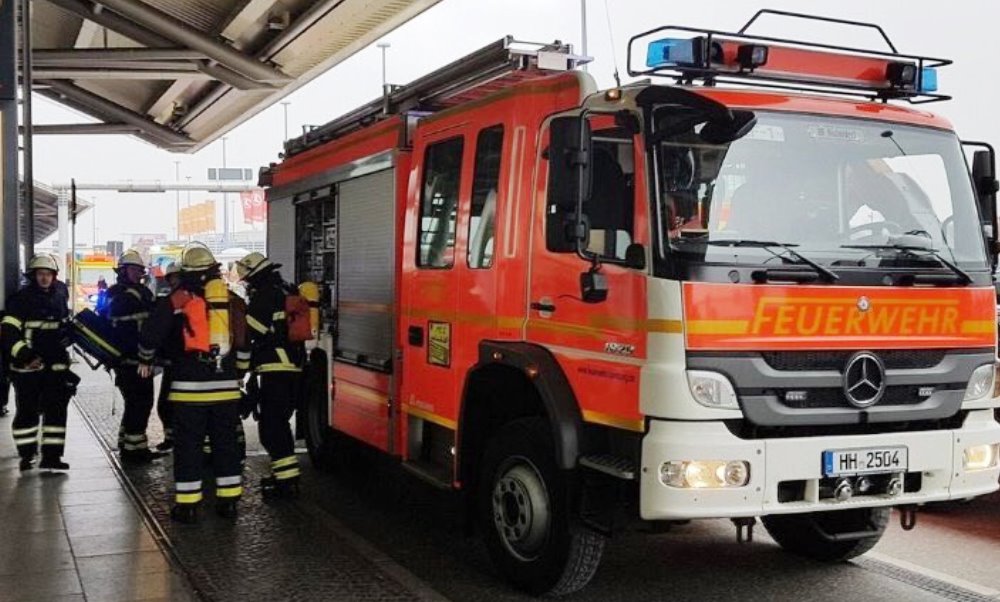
[284,37,589,157]
[626,9,951,104]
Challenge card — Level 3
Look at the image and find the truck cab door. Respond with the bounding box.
[526,113,650,433]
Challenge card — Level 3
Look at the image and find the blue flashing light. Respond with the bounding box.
[646,37,701,69]
[919,67,938,93]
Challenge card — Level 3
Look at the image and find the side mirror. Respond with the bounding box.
[972,148,999,267]
[548,116,593,210]
[580,268,608,303]
[624,242,646,270]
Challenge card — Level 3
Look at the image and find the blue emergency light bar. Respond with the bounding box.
[629,10,952,103]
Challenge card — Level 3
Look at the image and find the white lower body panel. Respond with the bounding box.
[639,410,1000,520]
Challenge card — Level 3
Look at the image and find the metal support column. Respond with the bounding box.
[57,187,70,273]
[1,0,20,300]
[20,0,34,261]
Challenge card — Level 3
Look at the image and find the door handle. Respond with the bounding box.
[530,301,556,313]
[408,325,424,346]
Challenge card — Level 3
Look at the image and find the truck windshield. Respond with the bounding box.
[653,109,989,274]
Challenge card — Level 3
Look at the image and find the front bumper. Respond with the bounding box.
[639,410,1000,520]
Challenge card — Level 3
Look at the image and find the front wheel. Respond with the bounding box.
[762,506,890,562]
[479,417,605,596]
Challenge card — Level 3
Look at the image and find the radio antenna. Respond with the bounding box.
[603,0,621,87]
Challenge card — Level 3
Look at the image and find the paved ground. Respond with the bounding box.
[69,366,1000,602]
[0,401,195,602]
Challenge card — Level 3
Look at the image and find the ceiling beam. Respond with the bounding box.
[42,0,273,91]
[40,80,195,148]
[34,68,210,80]
[21,123,142,135]
[33,48,210,63]
[95,0,291,84]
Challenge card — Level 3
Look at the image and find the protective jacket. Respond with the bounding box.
[103,280,154,362]
[2,282,71,372]
[245,270,304,373]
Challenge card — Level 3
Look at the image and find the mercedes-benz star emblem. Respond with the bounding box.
[843,352,886,408]
[857,296,871,312]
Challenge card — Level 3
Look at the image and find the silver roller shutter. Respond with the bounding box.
[336,168,396,369]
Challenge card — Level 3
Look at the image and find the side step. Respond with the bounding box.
[579,454,636,480]
[401,460,452,490]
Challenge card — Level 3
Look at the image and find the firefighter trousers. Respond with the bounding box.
[156,370,173,444]
[11,371,70,460]
[173,401,242,506]
[258,372,301,482]
[115,367,154,453]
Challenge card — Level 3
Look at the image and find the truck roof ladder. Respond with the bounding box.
[283,37,590,157]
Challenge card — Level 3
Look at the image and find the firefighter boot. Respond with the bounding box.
[19,455,35,471]
[261,475,299,500]
[170,504,199,524]
[39,456,70,471]
[155,438,174,452]
[260,475,279,499]
[215,499,239,519]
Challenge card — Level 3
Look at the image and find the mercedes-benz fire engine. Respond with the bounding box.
[260,11,1000,595]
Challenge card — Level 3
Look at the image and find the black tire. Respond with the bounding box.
[762,506,891,561]
[303,351,336,471]
[479,417,605,596]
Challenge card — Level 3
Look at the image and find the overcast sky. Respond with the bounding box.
[29,0,1000,248]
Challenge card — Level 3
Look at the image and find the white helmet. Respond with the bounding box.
[117,249,145,269]
[234,252,276,280]
[27,254,58,273]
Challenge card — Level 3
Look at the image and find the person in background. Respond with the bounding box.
[1,254,77,470]
[153,262,182,452]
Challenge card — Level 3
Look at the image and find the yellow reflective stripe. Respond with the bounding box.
[256,363,300,372]
[74,322,122,357]
[275,348,291,364]
[272,311,286,320]
[2,315,22,329]
[41,438,66,445]
[169,390,242,403]
[125,288,143,300]
[10,340,28,357]
[246,315,269,334]
[12,427,38,436]
[271,456,298,469]
[275,468,301,480]
[42,426,66,433]
[235,361,250,371]
[216,486,242,498]
[14,437,38,445]
[111,313,149,323]
[50,364,69,371]
[176,492,203,504]
[25,321,60,330]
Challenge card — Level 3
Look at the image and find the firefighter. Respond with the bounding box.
[1,254,77,471]
[138,245,248,523]
[235,252,303,498]
[153,262,182,452]
[104,249,158,463]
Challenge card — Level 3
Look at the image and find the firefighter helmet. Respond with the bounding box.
[164,261,181,276]
[27,254,59,273]
[117,249,145,269]
[180,245,218,272]
[234,252,275,280]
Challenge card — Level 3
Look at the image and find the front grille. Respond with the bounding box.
[761,350,946,372]
[775,386,929,409]
[724,412,968,439]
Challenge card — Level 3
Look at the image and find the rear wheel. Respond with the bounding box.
[303,350,336,471]
[762,507,890,561]
[479,417,605,596]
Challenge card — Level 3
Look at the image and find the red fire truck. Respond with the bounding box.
[261,11,1000,595]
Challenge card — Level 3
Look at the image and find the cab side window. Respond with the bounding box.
[468,125,504,269]
[586,129,635,260]
[418,137,464,268]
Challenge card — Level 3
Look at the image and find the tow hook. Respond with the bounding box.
[898,505,918,531]
[732,517,756,544]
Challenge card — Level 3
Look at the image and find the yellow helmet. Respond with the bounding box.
[27,254,58,273]
[234,252,274,280]
[117,249,145,269]
[180,245,218,272]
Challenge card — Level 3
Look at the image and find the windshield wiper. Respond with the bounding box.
[840,242,972,284]
[704,239,840,283]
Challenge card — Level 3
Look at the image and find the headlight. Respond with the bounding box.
[659,460,750,488]
[964,364,995,401]
[686,370,738,409]
[963,444,999,471]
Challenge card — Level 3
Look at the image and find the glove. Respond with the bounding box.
[239,389,258,421]
[63,371,81,396]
